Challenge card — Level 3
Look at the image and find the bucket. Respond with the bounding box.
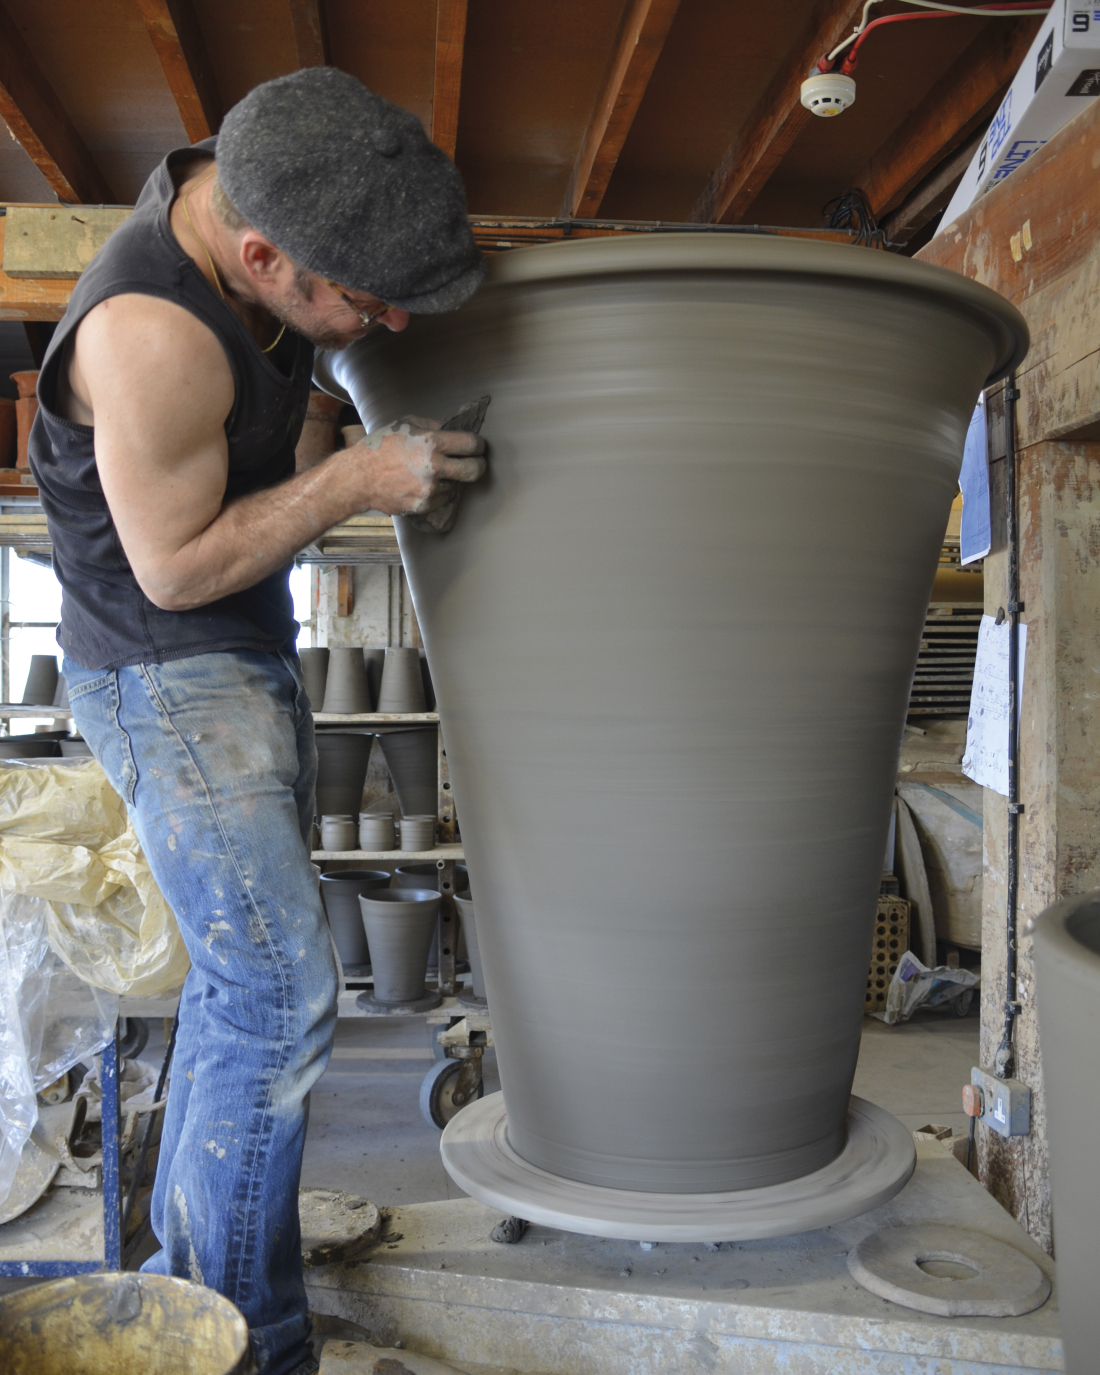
[0,1272,249,1375]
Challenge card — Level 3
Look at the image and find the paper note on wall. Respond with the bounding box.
[959,397,991,565]
[962,613,1027,797]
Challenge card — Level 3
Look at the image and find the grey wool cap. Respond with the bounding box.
[216,68,484,313]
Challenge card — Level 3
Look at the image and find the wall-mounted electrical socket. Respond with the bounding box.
[969,1066,1031,1138]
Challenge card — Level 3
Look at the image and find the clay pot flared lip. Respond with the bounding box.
[361,888,439,908]
[320,870,390,887]
[1031,891,1100,977]
[314,233,1028,402]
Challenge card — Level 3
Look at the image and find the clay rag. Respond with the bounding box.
[364,395,489,534]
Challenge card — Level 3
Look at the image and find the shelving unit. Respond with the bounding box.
[313,711,463,997]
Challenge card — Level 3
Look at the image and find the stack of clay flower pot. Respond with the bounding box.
[0,372,40,496]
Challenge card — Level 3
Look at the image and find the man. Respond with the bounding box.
[29,69,486,1375]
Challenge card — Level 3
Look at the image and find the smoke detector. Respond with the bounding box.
[800,72,856,117]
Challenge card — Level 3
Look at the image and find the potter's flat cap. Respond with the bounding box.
[216,68,484,313]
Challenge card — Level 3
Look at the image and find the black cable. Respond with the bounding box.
[996,372,1022,1080]
[821,190,895,249]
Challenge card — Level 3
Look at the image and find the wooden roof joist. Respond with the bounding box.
[560,0,683,220]
[854,17,1041,222]
[134,0,223,142]
[0,2,114,205]
[690,0,867,225]
[432,0,469,159]
[288,0,330,69]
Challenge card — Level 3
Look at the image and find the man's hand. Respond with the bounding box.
[347,418,485,516]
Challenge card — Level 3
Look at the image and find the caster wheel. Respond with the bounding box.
[118,1017,149,1060]
[952,990,974,1018]
[427,1016,463,1062]
[419,1058,484,1130]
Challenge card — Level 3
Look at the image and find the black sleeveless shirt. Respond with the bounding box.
[29,139,314,670]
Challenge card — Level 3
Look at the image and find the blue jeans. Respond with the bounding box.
[65,649,338,1375]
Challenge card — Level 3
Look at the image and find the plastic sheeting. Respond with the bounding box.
[0,890,117,1205]
[0,756,189,1206]
[0,758,189,995]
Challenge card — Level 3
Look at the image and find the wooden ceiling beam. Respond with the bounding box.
[881,123,987,245]
[856,18,1042,219]
[288,0,330,68]
[690,0,866,225]
[0,4,114,204]
[431,0,469,159]
[134,0,223,143]
[560,0,683,220]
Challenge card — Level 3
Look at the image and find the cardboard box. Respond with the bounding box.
[942,0,1100,224]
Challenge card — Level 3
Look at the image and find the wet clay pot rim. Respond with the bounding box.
[315,233,1028,404]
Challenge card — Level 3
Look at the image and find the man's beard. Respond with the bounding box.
[267,267,371,350]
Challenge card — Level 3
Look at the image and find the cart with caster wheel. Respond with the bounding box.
[420,1013,492,1129]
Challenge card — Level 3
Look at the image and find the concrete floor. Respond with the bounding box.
[299,1003,979,1208]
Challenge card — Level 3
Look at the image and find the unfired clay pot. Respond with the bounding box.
[299,648,330,709]
[375,727,437,816]
[398,815,436,852]
[0,737,59,759]
[359,888,441,1003]
[322,647,373,714]
[319,815,358,852]
[455,892,486,1002]
[376,647,427,713]
[359,812,396,851]
[21,655,59,706]
[314,732,373,818]
[320,868,390,968]
[10,371,38,471]
[319,234,1026,1231]
[1032,891,1100,1371]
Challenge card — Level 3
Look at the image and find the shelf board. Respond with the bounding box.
[312,844,464,862]
[0,704,72,718]
[313,712,439,726]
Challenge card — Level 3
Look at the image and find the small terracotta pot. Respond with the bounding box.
[398,815,436,852]
[359,812,395,851]
[0,737,59,758]
[21,654,58,706]
[376,727,436,816]
[299,647,329,709]
[322,647,373,714]
[10,371,38,471]
[320,868,390,967]
[376,647,426,713]
[320,815,358,852]
[359,888,441,1004]
[314,732,373,817]
[455,892,486,1001]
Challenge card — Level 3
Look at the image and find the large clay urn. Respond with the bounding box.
[1032,892,1100,1370]
[318,235,1026,1237]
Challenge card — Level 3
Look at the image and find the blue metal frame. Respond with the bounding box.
[0,1021,122,1278]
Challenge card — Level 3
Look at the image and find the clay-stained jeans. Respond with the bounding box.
[64,649,338,1375]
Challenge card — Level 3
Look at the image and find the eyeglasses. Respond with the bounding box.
[326,280,393,327]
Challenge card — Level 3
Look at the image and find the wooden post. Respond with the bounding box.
[336,565,353,618]
[918,96,1100,1250]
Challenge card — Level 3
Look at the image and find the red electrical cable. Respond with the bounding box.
[839,12,955,74]
[815,3,1052,76]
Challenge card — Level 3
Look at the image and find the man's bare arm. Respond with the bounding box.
[71,295,484,612]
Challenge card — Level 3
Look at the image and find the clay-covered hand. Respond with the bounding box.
[352,416,485,518]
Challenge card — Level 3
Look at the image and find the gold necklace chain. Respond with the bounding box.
[181,168,287,355]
